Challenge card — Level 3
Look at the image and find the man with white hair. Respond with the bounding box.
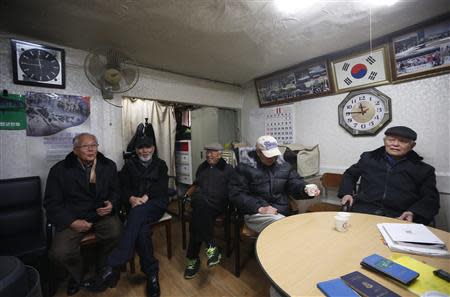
[44,133,122,296]
[229,135,320,233]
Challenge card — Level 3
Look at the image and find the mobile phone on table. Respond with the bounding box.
[360,254,419,286]
[433,269,450,282]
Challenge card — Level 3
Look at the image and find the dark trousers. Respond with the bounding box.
[186,198,222,259]
[107,202,165,276]
[49,215,122,283]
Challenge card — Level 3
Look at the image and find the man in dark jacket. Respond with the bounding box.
[229,135,320,234]
[338,126,440,225]
[184,143,234,279]
[91,135,168,297]
[44,133,122,296]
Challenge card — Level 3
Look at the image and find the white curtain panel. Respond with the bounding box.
[122,97,176,178]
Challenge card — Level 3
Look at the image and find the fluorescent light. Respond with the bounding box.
[364,0,399,6]
[274,0,319,13]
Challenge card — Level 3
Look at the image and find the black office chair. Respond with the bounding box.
[0,176,52,297]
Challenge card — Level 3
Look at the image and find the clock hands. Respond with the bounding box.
[346,107,369,115]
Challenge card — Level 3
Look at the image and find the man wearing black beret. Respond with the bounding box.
[338,126,440,225]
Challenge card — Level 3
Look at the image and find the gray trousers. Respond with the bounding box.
[49,215,122,283]
[244,213,285,233]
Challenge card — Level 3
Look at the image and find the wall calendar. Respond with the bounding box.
[264,105,294,144]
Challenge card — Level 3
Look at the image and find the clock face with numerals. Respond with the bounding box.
[338,88,391,136]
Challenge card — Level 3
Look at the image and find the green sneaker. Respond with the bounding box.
[205,246,221,267]
[184,258,200,279]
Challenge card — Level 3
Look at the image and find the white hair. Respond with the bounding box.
[73,133,97,148]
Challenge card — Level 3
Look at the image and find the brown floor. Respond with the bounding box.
[53,201,271,297]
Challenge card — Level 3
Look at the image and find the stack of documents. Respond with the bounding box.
[377,223,449,257]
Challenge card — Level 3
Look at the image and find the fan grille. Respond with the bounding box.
[84,48,139,95]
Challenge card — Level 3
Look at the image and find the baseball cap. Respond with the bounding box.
[256,135,281,158]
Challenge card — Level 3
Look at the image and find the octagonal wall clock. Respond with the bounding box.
[10,39,66,89]
[338,88,392,136]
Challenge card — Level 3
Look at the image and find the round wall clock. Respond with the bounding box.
[10,39,66,89]
[338,88,391,136]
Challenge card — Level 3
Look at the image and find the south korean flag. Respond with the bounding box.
[333,47,387,92]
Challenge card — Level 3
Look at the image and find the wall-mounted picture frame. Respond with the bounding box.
[390,19,450,82]
[331,45,391,93]
[255,60,333,107]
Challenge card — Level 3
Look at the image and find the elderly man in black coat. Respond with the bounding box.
[183,143,234,279]
[44,133,122,296]
[90,135,168,297]
[338,126,440,225]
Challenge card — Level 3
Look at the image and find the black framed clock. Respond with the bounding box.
[10,39,66,89]
[338,88,392,136]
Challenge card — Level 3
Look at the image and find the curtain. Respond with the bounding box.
[122,97,176,178]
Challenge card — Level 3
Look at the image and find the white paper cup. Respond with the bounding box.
[305,184,319,196]
[334,215,349,232]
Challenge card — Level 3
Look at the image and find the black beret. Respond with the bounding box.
[135,136,154,148]
[385,126,417,141]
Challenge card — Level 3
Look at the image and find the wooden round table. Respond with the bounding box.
[255,212,450,297]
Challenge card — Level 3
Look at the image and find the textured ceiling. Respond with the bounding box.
[1,0,449,85]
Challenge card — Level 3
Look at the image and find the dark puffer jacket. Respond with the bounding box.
[191,158,234,212]
[229,150,308,215]
[338,146,440,224]
[44,152,120,231]
[119,155,169,211]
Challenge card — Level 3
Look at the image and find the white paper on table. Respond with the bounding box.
[377,223,449,257]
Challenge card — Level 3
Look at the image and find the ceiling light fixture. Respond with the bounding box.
[365,0,399,6]
[274,0,319,13]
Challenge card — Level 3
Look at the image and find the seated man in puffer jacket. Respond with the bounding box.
[229,135,320,233]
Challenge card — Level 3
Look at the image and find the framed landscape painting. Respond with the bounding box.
[255,60,333,107]
[390,19,450,82]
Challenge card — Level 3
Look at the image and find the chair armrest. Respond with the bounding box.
[288,196,299,214]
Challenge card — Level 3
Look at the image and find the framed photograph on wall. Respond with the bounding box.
[331,46,391,93]
[390,19,450,82]
[255,60,333,107]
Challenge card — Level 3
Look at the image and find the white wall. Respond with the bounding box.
[0,34,243,185]
[241,74,450,231]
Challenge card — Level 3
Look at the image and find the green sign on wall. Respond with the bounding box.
[0,93,26,130]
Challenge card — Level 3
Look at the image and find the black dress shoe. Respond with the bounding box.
[66,277,80,296]
[88,266,120,293]
[146,274,160,297]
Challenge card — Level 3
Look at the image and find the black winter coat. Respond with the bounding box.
[119,155,169,211]
[44,152,120,231]
[229,151,308,215]
[192,158,234,212]
[338,146,440,224]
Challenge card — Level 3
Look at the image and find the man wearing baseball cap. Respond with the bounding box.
[229,135,320,233]
[338,126,440,224]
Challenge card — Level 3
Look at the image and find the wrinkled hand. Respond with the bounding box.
[341,195,353,206]
[258,205,278,215]
[70,219,92,232]
[398,211,414,222]
[96,200,113,216]
[129,195,149,208]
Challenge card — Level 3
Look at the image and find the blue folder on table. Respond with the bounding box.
[317,278,360,297]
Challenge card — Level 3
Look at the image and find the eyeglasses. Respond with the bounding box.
[77,143,99,150]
